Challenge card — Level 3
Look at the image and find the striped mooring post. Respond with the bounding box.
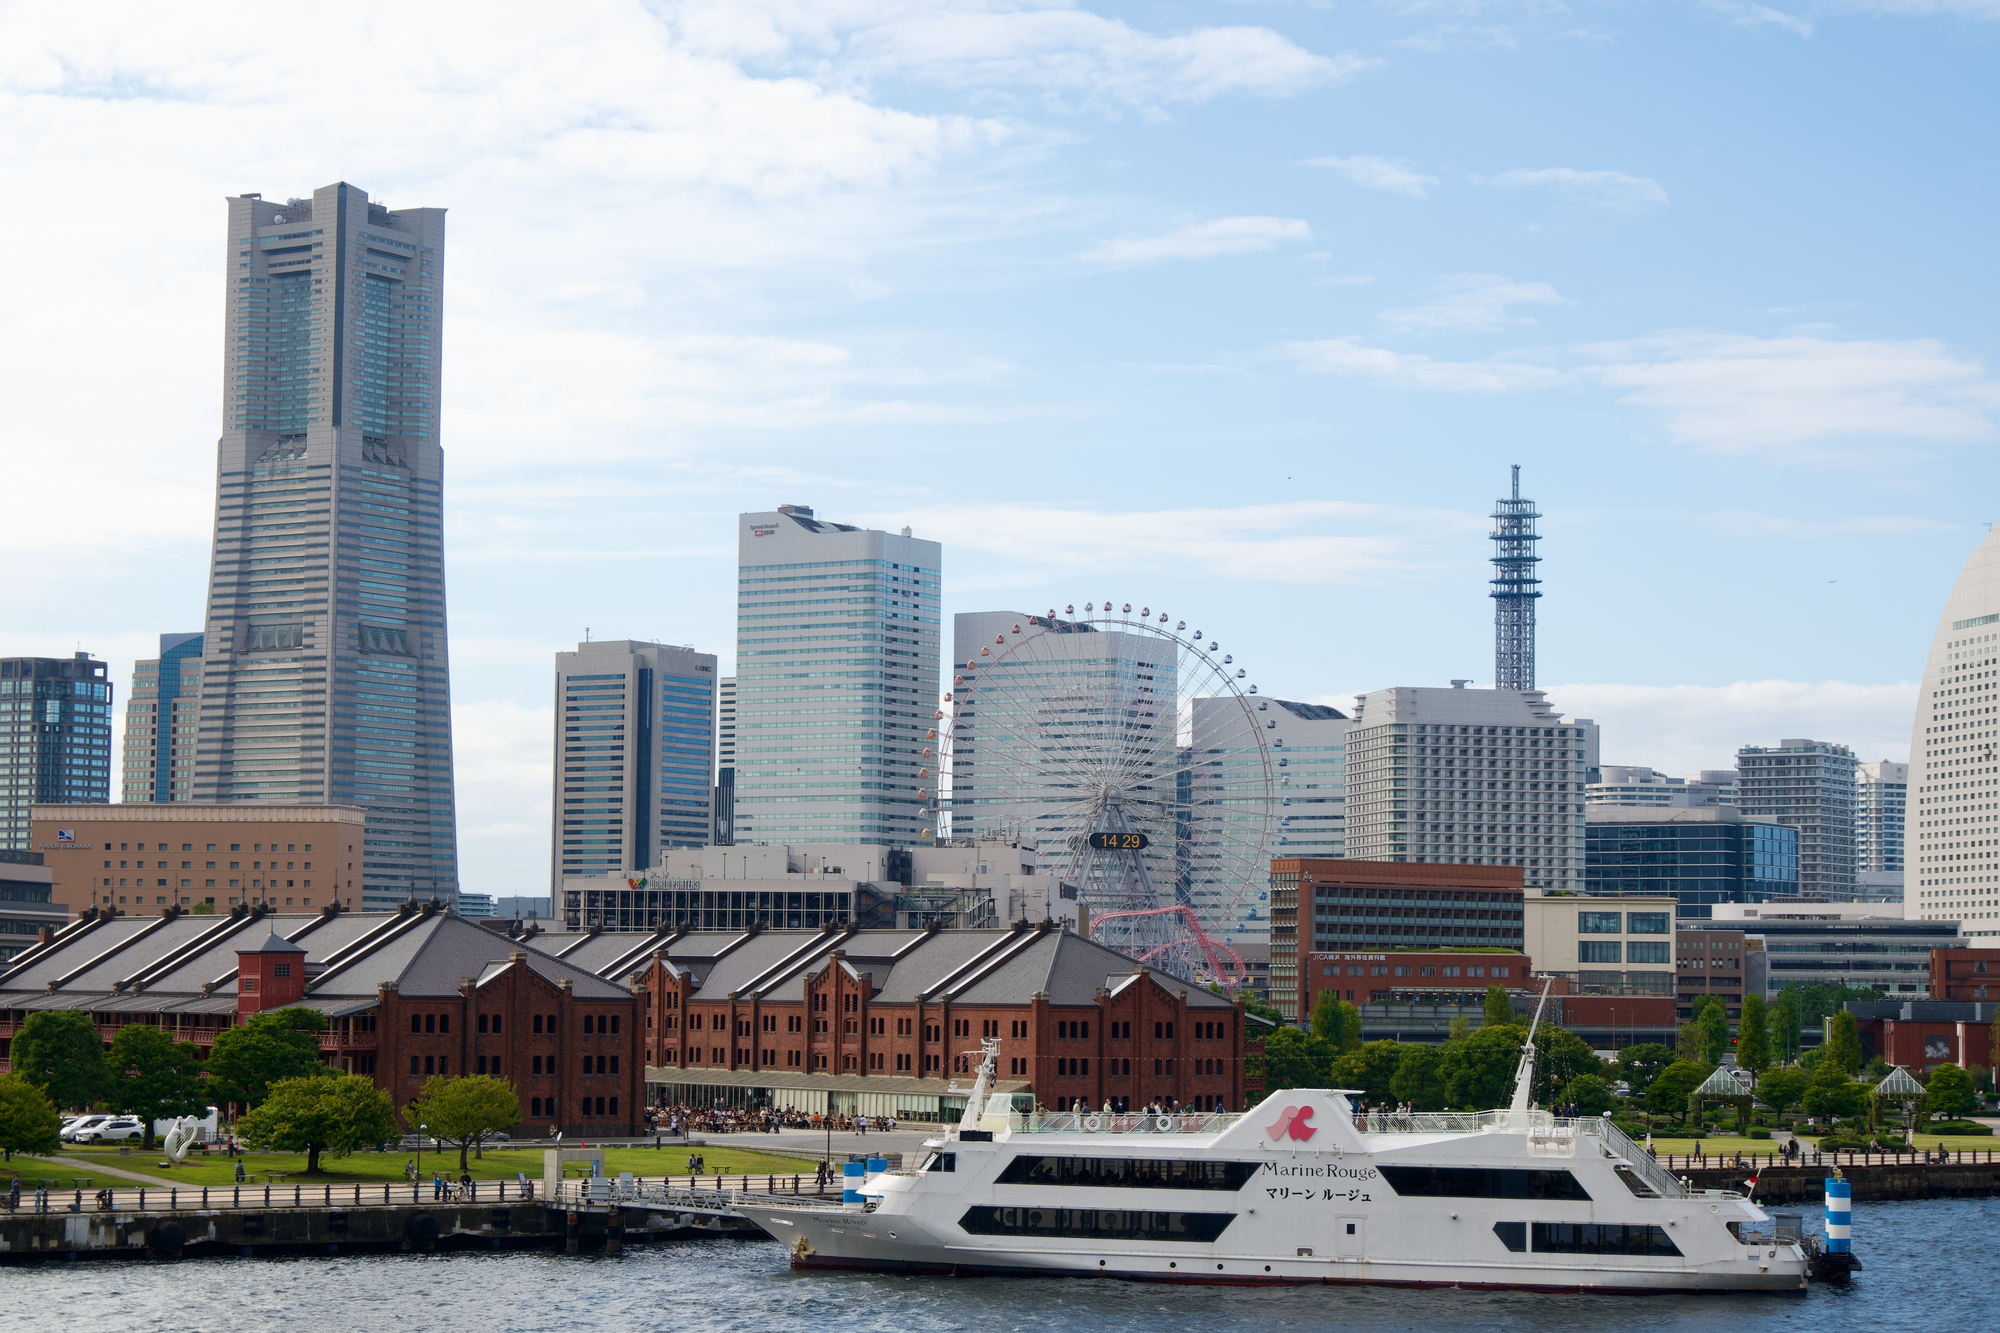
[1824,1178,1852,1253]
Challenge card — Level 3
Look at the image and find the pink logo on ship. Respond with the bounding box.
[1266,1105,1316,1142]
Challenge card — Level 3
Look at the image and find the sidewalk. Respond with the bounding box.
[11,1155,183,1188]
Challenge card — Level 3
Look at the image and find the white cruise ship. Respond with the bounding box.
[739,1020,1809,1292]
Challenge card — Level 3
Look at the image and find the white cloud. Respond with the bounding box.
[1305,154,1439,198]
[1390,23,1522,50]
[1082,215,1312,266]
[1832,0,2000,16]
[858,499,1484,584]
[1480,166,1670,211]
[1381,273,1565,332]
[1545,680,1917,774]
[669,0,1376,108]
[1703,0,1814,34]
[453,698,555,897]
[1576,331,2000,454]
[1279,338,1566,391]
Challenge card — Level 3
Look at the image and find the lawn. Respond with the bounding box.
[54,1141,819,1188]
[1641,1131,1995,1156]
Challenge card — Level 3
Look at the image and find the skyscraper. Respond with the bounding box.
[1907,527,2000,931]
[734,506,940,846]
[192,183,458,909]
[1,654,113,849]
[1733,740,1856,901]
[1490,465,1542,691]
[120,633,202,803]
[550,639,717,887]
[1854,760,1907,900]
[1344,684,1596,892]
[714,675,736,845]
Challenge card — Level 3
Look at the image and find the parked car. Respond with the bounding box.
[75,1117,146,1144]
[61,1115,113,1143]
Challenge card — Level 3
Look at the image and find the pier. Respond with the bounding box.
[0,1173,832,1263]
[1649,1148,2000,1202]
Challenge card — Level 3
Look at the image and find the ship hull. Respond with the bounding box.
[742,1206,1808,1294]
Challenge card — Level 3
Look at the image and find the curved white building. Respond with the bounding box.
[1908,528,2000,938]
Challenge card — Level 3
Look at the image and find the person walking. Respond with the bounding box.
[8,1175,19,1211]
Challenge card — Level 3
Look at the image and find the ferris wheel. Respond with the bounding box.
[927,602,1276,986]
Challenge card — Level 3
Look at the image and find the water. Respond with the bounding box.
[5,1198,1992,1333]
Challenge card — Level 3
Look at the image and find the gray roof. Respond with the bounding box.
[518,923,1239,1011]
[0,904,634,1013]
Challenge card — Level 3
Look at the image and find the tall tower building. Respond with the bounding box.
[1344,684,1595,892]
[550,639,717,887]
[192,183,459,909]
[1908,527,2000,933]
[1490,465,1542,691]
[120,633,203,803]
[1734,740,1856,901]
[735,506,941,846]
[1,654,113,849]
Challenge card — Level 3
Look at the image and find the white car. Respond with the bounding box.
[75,1116,146,1144]
[61,1115,113,1143]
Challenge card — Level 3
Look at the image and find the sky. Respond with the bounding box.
[2,0,1994,898]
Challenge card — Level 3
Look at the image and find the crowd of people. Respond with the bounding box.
[644,1104,900,1136]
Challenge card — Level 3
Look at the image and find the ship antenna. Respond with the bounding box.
[1509,976,1556,1116]
[957,1036,1002,1136]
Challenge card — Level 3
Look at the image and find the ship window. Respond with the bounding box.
[995,1157,1261,1191]
[1376,1166,1592,1201]
[920,1152,957,1173]
[1532,1222,1681,1257]
[959,1206,1235,1244]
[1493,1221,1526,1252]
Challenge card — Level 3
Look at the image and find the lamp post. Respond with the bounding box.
[417,1123,426,1183]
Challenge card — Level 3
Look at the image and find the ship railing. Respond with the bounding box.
[1583,1116,1688,1200]
[1003,1111,1245,1136]
[1362,1109,1565,1136]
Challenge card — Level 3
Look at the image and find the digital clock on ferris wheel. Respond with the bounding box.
[1088,832,1150,850]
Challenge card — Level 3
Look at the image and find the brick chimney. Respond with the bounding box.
[236,930,308,1015]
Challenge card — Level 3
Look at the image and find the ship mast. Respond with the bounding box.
[1509,977,1555,1115]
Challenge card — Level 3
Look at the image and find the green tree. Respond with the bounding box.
[404,1075,523,1171]
[1260,1027,1336,1094]
[189,901,216,916]
[10,1011,110,1110]
[1616,1043,1674,1098]
[205,1007,329,1109]
[1310,992,1361,1054]
[1769,986,1802,1063]
[1483,985,1515,1029]
[0,1073,63,1159]
[1447,1014,1472,1043]
[1923,1063,1978,1118]
[1329,1040,1406,1105]
[236,1074,397,1175]
[1441,1024,1525,1110]
[1736,993,1772,1074]
[1755,1066,1810,1118]
[1675,1021,1703,1062]
[1645,1060,1710,1121]
[1532,1025,1603,1106]
[1692,997,1730,1066]
[1822,1011,1863,1077]
[1390,1043,1445,1111]
[106,1025,207,1150]
[1564,1073,1613,1117]
[1801,1057,1864,1120]
[1223,985,1284,1027]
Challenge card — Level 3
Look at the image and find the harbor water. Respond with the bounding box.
[5,1197,1990,1333]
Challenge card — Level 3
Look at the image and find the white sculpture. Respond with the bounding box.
[162,1117,203,1164]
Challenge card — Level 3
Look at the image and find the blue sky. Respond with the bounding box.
[2,0,1994,896]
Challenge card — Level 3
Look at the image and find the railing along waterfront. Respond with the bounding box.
[1,1173,839,1217]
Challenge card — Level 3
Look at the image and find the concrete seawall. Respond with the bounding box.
[0,1198,763,1263]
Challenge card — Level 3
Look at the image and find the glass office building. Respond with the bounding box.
[1,655,113,850]
[1586,809,1799,918]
